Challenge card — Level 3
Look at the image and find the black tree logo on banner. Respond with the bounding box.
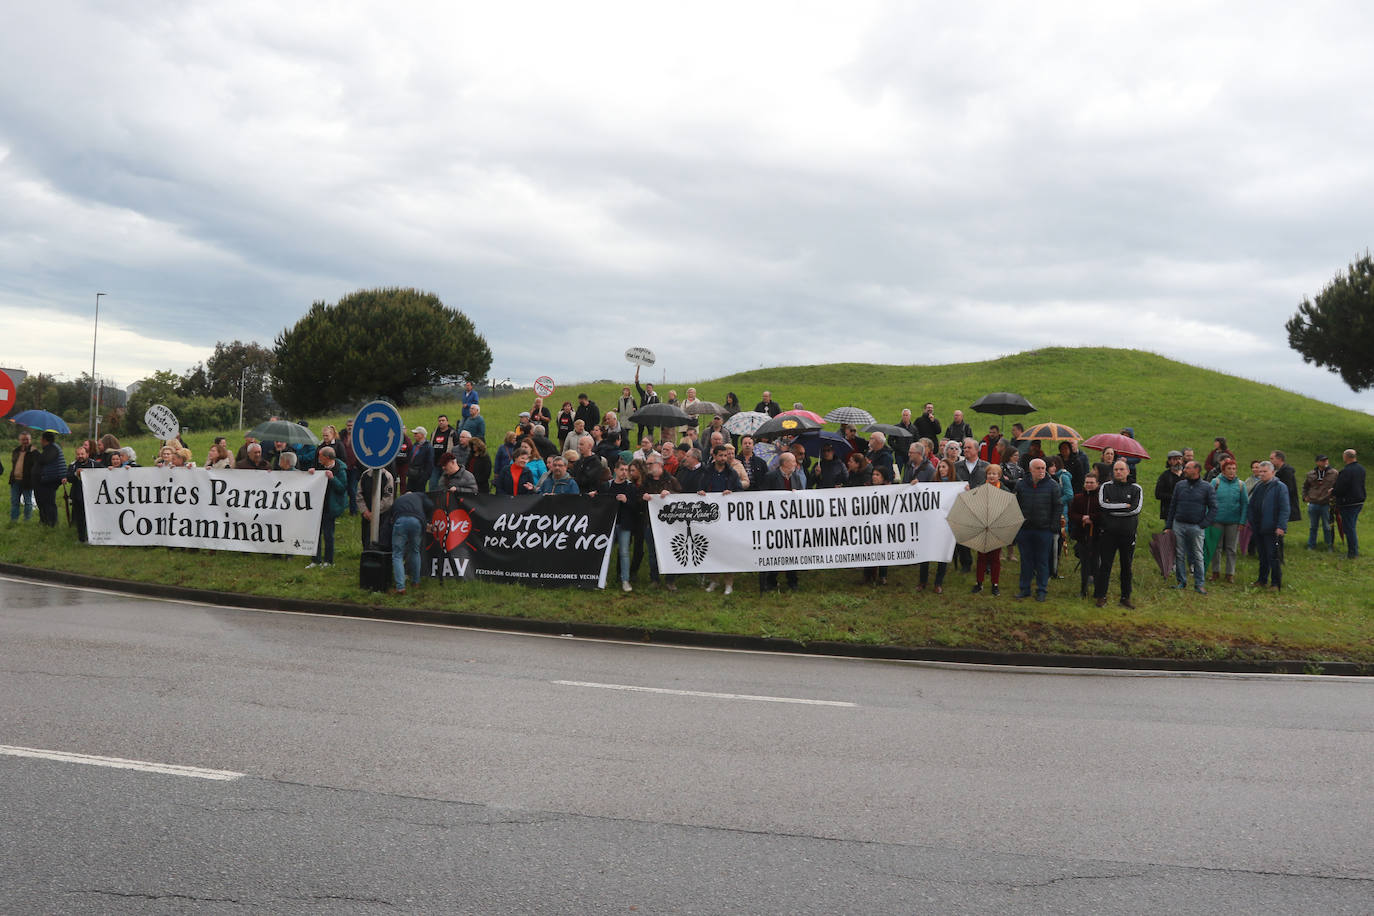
[657,501,719,567]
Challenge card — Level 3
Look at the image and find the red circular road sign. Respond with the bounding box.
[533,376,555,398]
[0,369,15,419]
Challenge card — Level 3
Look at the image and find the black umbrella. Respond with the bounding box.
[863,423,915,441]
[247,419,319,446]
[627,403,693,426]
[753,413,823,441]
[970,392,1036,417]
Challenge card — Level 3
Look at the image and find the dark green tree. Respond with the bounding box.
[1286,252,1374,391]
[205,340,276,423]
[270,288,492,414]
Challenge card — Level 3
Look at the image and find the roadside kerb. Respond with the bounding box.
[1,562,1366,677]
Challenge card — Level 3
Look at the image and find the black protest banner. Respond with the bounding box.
[425,492,616,588]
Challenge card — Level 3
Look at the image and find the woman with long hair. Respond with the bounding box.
[919,459,957,593]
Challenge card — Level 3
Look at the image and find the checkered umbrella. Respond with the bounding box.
[824,406,876,426]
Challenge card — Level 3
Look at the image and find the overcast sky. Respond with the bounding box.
[3,1,1372,412]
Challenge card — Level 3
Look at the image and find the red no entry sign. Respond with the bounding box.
[533,376,555,398]
[0,369,15,419]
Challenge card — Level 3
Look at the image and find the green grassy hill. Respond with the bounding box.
[474,347,1374,467]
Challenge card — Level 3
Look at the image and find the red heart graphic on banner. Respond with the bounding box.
[444,508,472,551]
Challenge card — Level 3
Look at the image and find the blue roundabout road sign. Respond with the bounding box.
[351,400,405,469]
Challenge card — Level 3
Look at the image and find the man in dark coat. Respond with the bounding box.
[760,452,805,592]
[1248,460,1289,590]
[1332,448,1365,559]
[914,403,942,443]
[1270,450,1302,524]
[1014,458,1062,601]
[573,393,601,434]
[34,431,66,527]
[754,390,782,418]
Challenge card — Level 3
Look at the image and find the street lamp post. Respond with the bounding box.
[90,292,106,442]
[238,366,249,430]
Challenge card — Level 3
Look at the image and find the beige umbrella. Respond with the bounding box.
[945,485,1024,554]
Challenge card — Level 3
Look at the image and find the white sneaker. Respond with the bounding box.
[305,562,320,569]
[621,581,632,592]
[723,584,733,595]
[705,581,717,592]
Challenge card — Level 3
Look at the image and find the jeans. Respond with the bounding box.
[615,525,632,583]
[392,515,423,589]
[1017,528,1054,596]
[1307,503,1333,548]
[9,483,34,521]
[314,513,338,563]
[1256,532,1283,587]
[1338,504,1362,558]
[1173,522,1206,587]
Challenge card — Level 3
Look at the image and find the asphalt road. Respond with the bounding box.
[1,575,1371,914]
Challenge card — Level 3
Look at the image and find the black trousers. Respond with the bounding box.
[1094,527,1135,600]
[35,483,60,527]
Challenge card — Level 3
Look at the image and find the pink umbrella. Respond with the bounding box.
[780,408,825,424]
[1082,432,1150,460]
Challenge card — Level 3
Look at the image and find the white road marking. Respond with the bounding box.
[553,680,857,707]
[0,744,244,781]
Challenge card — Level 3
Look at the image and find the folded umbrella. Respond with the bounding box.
[945,485,1025,554]
[1148,529,1176,577]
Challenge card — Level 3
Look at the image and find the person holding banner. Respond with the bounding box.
[864,464,895,586]
[917,459,956,593]
[640,454,682,591]
[701,444,744,595]
[760,452,806,593]
[496,448,538,496]
[306,447,348,568]
[609,461,639,591]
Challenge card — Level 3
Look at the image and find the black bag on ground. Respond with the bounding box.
[360,549,391,592]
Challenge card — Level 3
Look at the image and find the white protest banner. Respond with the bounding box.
[648,483,966,574]
[144,404,180,440]
[625,346,656,367]
[82,467,329,556]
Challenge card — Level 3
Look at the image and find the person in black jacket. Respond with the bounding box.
[1014,458,1062,601]
[1270,450,1302,524]
[754,390,782,418]
[1332,448,1365,559]
[573,393,601,435]
[914,403,941,443]
[1094,460,1143,608]
[34,431,66,527]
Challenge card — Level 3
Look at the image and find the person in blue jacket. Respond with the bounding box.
[1247,460,1289,590]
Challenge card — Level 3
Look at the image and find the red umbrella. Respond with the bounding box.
[780,408,825,424]
[1082,432,1150,460]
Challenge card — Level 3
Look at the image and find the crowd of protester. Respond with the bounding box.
[10,379,1365,603]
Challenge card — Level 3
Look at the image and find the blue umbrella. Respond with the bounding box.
[794,430,853,459]
[11,409,71,434]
